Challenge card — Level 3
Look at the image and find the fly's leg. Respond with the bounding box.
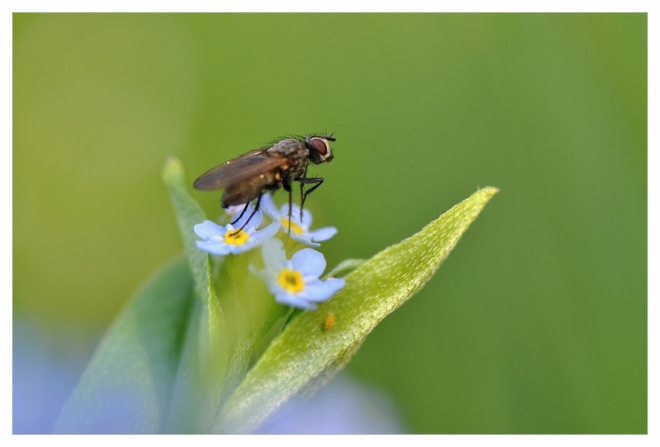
[298,180,304,221]
[230,202,251,225]
[230,192,263,235]
[298,177,324,220]
[284,182,293,238]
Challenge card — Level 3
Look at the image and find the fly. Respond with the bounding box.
[193,134,336,232]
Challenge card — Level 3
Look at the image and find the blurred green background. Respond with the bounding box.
[13,13,646,433]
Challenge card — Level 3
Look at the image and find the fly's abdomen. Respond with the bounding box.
[221,170,279,207]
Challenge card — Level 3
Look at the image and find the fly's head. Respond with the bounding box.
[305,135,336,164]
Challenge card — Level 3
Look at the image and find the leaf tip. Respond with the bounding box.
[468,186,499,210]
[162,156,185,185]
[478,185,499,196]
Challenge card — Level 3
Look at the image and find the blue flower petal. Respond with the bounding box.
[195,239,231,256]
[290,233,320,248]
[194,220,226,239]
[301,208,313,227]
[277,203,294,218]
[248,222,280,246]
[259,194,280,221]
[308,226,337,242]
[275,291,318,310]
[298,278,346,302]
[291,248,326,278]
[262,238,287,273]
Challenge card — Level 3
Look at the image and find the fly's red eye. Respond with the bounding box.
[310,138,328,155]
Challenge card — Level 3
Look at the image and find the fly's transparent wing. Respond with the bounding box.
[193,150,287,191]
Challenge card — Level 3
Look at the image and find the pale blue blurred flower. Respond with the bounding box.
[260,194,337,247]
[252,239,345,310]
[256,373,407,434]
[13,319,98,434]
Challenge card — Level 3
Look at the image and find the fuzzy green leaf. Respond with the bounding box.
[214,187,499,433]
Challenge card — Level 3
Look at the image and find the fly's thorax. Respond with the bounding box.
[267,138,309,180]
[267,138,308,158]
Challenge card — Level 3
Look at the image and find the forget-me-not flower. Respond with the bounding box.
[194,207,278,256]
[260,194,337,247]
[252,239,345,310]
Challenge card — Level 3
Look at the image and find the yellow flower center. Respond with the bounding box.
[277,268,305,294]
[224,229,249,245]
[280,218,304,235]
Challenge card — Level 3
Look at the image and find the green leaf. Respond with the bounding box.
[161,156,217,303]
[53,256,194,433]
[213,187,499,433]
[324,258,367,279]
[161,157,228,432]
[55,158,232,433]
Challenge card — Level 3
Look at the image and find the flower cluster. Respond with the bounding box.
[193,195,344,309]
